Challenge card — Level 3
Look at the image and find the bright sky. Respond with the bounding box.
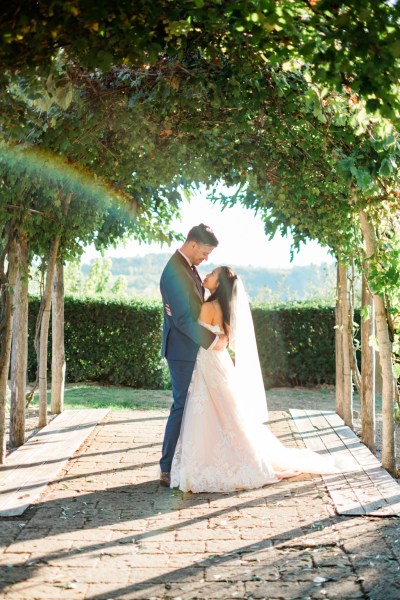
[82,191,334,269]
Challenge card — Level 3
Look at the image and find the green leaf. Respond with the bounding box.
[378,158,393,177]
[360,305,371,321]
[354,168,372,191]
[388,40,400,58]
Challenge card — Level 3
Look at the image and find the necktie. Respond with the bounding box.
[191,265,204,297]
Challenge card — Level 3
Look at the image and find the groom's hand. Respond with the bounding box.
[213,334,228,351]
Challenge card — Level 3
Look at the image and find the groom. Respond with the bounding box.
[159,223,227,486]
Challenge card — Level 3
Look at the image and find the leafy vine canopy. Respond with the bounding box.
[2,0,400,117]
[1,1,400,268]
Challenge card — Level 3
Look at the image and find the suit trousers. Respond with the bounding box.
[160,358,196,472]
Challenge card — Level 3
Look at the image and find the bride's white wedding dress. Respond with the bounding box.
[171,320,357,493]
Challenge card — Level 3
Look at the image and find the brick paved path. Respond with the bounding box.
[1,409,400,599]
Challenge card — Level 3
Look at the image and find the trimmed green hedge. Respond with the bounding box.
[28,296,169,389]
[253,304,334,388]
[28,297,349,389]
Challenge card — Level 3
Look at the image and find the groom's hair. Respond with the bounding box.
[186,223,219,247]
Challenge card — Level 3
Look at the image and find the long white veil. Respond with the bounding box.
[229,278,269,423]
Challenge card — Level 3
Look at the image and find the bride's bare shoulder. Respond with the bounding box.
[200,301,225,330]
[211,300,223,320]
[199,301,216,324]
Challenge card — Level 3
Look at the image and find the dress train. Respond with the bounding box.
[171,323,358,493]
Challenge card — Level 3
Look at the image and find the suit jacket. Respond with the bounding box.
[160,251,216,361]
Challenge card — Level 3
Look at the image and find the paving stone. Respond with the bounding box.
[343,534,393,556]
[157,540,207,553]
[46,517,87,531]
[151,565,206,583]
[311,549,352,568]
[206,539,246,553]
[15,528,52,541]
[239,547,282,566]
[4,538,74,555]
[176,528,235,541]
[175,517,210,529]
[0,565,64,592]
[85,581,165,599]
[106,519,151,532]
[309,577,365,599]
[205,564,268,582]
[0,522,28,539]
[244,579,318,599]
[2,408,399,599]
[2,581,88,599]
[0,552,32,566]
[239,526,276,540]
[44,551,101,567]
[43,565,130,585]
[361,578,400,600]
[165,580,246,598]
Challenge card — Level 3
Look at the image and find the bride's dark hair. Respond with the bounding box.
[206,266,238,334]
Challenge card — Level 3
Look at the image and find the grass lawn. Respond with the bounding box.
[29,383,375,414]
[266,386,374,414]
[31,385,173,411]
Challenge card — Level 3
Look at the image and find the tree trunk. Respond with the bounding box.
[335,260,344,419]
[361,269,376,453]
[339,261,353,428]
[10,233,29,448]
[349,259,361,396]
[51,262,65,414]
[375,351,383,397]
[359,210,395,474]
[0,238,18,463]
[38,237,60,428]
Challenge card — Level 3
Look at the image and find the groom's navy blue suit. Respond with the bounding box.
[160,251,216,472]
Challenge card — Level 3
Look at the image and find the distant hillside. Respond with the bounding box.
[82,253,337,302]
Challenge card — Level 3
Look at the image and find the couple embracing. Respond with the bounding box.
[159,224,354,493]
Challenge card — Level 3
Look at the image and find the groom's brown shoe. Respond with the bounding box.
[160,471,171,487]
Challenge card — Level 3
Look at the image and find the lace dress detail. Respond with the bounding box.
[170,322,357,493]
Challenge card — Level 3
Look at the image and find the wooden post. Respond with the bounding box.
[38,237,60,428]
[0,238,18,463]
[375,351,383,397]
[335,260,344,419]
[360,210,395,474]
[360,269,376,453]
[10,233,29,447]
[339,261,353,428]
[51,262,66,414]
[349,259,361,395]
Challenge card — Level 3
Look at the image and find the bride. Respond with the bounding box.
[170,266,356,493]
